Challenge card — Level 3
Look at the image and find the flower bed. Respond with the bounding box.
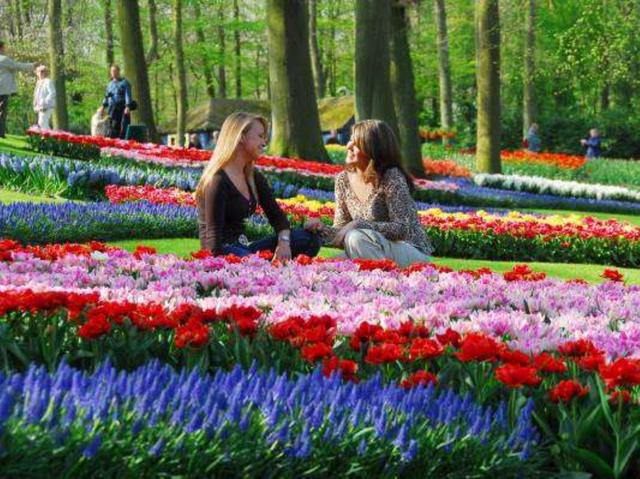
[1,245,638,359]
[0,249,640,476]
[423,159,472,178]
[11,140,640,216]
[3,245,640,475]
[0,152,200,199]
[0,360,540,477]
[98,185,640,267]
[501,150,587,170]
[27,127,211,163]
[475,173,640,203]
[0,201,199,243]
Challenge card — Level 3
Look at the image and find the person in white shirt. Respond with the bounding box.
[0,40,35,138]
[33,65,56,129]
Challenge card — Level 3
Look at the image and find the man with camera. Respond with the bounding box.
[98,64,135,139]
[0,40,36,138]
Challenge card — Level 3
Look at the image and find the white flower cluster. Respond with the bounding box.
[473,173,640,203]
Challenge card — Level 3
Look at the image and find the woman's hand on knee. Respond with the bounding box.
[303,218,324,233]
[332,220,359,248]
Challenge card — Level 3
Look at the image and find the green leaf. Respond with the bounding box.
[572,447,614,479]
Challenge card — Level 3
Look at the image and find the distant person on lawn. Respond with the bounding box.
[98,64,133,139]
[304,119,433,268]
[33,65,56,130]
[195,111,321,260]
[188,133,201,149]
[525,123,541,153]
[0,40,35,138]
[581,128,602,159]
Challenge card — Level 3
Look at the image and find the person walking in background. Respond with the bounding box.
[32,65,56,130]
[0,40,35,138]
[525,123,541,153]
[188,133,201,149]
[581,128,602,159]
[98,64,133,139]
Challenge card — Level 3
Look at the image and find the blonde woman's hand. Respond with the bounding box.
[273,241,292,263]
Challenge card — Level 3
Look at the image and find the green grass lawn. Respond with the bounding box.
[0,188,66,204]
[107,237,640,284]
[0,134,33,156]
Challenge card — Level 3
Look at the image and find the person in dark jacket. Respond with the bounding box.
[581,128,602,159]
[98,64,133,139]
[195,112,320,260]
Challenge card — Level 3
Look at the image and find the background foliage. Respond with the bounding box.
[2,0,640,157]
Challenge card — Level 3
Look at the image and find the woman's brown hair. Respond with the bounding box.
[350,119,414,192]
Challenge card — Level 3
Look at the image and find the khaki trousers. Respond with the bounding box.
[343,228,430,268]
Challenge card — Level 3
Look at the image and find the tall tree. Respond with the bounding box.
[193,0,215,99]
[146,0,160,64]
[173,0,187,146]
[116,0,158,141]
[355,0,398,133]
[104,0,115,66]
[48,0,69,130]
[523,0,536,136]
[216,4,227,98]
[390,2,423,177]
[434,0,453,144]
[308,0,325,98]
[65,0,72,27]
[475,0,501,173]
[233,0,242,97]
[267,0,329,161]
[14,0,24,38]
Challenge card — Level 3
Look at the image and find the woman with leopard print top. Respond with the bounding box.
[305,119,433,267]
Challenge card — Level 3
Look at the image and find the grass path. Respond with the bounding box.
[108,237,640,285]
[0,135,32,156]
[0,188,66,204]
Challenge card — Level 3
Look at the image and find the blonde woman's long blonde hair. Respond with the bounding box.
[195,112,268,200]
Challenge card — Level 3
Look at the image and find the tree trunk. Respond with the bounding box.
[14,0,24,38]
[65,0,72,27]
[390,5,423,178]
[104,0,115,66]
[173,0,187,146]
[146,0,160,64]
[116,0,159,142]
[355,0,398,134]
[233,0,242,97]
[48,0,69,130]
[267,0,329,162]
[475,0,501,173]
[522,0,536,137]
[600,82,610,112]
[217,4,227,98]
[326,1,337,96]
[193,0,215,99]
[308,0,325,98]
[22,0,31,23]
[434,0,453,145]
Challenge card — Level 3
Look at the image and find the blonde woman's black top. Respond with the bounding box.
[197,170,290,255]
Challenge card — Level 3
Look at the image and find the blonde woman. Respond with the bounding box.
[305,119,433,267]
[196,112,321,260]
[33,65,56,129]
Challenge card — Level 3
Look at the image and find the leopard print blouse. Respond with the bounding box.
[322,167,434,255]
